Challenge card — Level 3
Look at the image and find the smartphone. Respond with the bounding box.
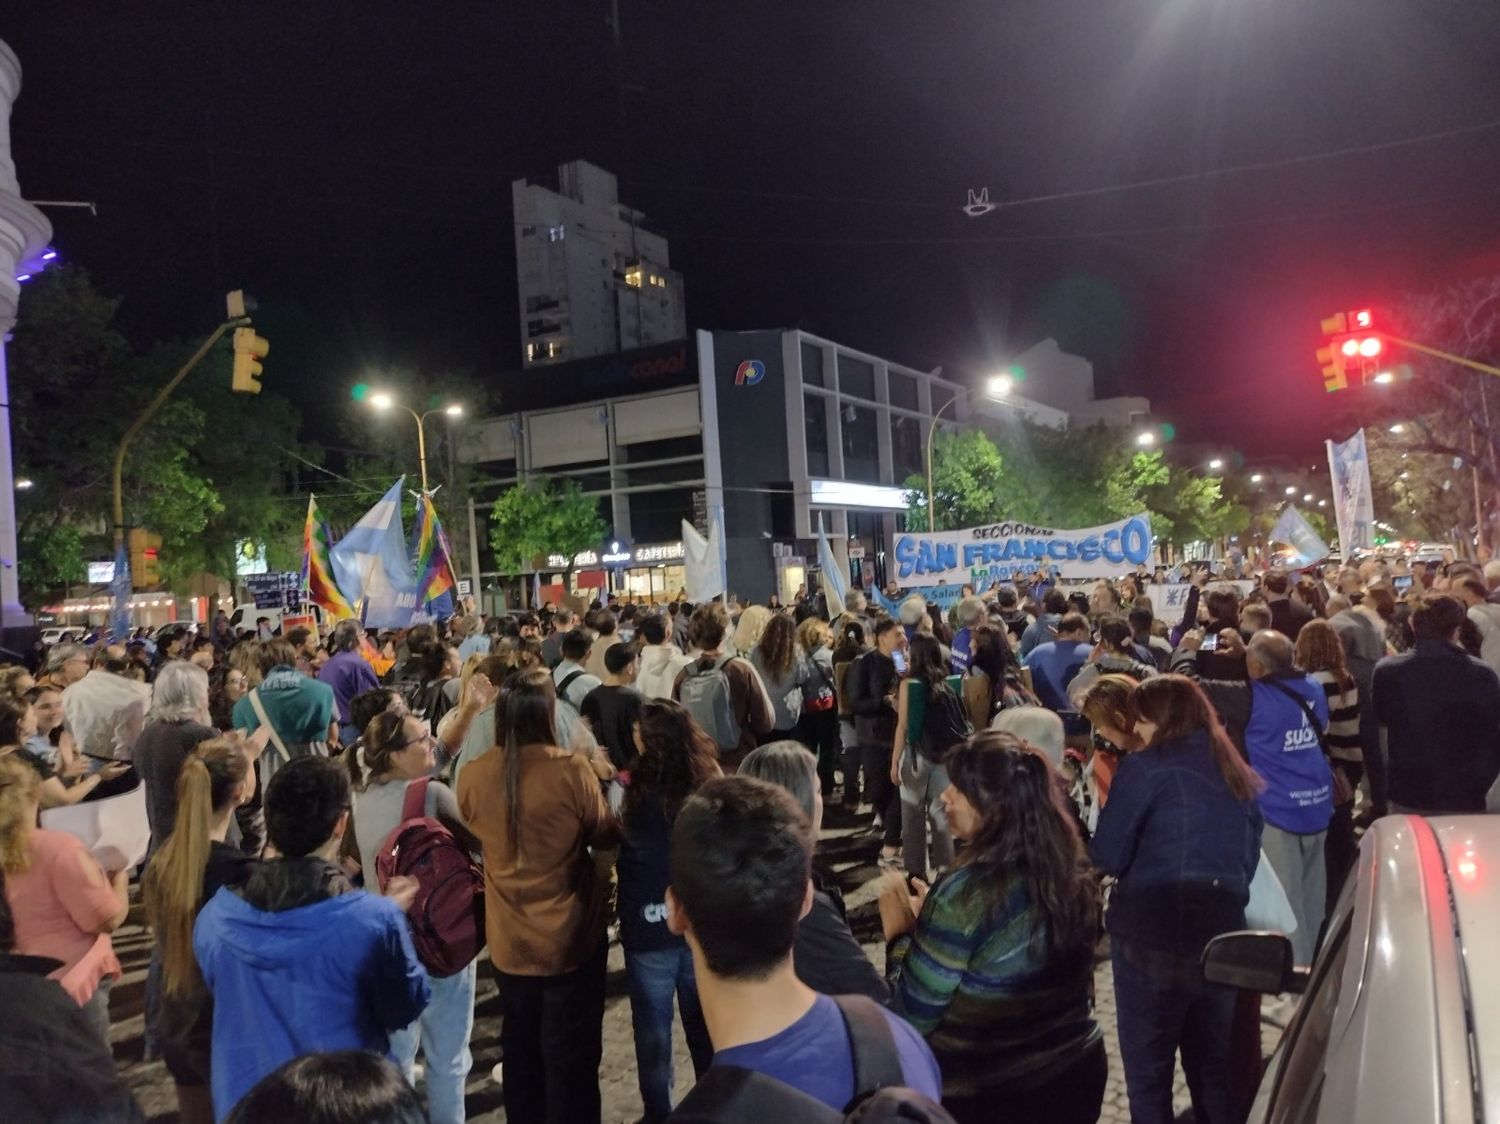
[1201,634,1219,652]
[1393,575,1414,592]
[892,650,908,675]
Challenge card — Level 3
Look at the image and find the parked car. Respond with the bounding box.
[1204,814,1500,1123]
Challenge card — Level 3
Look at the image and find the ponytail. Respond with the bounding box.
[143,739,248,997]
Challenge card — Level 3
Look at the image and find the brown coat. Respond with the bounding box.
[457,742,619,976]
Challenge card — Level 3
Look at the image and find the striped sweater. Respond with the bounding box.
[1310,669,1362,763]
[887,864,1101,1098]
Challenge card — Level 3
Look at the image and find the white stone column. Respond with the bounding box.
[0,39,57,629]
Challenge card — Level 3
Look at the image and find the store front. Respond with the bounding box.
[536,539,687,606]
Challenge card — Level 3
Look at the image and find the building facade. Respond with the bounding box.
[513,160,686,368]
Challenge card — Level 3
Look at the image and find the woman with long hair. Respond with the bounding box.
[352,710,479,1124]
[1,695,126,808]
[749,613,810,744]
[1292,575,1329,621]
[1091,674,1263,1124]
[794,617,840,796]
[1076,673,1142,812]
[890,633,960,878]
[730,604,772,660]
[0,755,130,1046]
[209,665,250,732]
[142,739,255,1124]
[963,623,1030,730]
[878,730,1104,1124]
[456,667,618,1124]
[1294,620,1362,906]
[617,699,719,1121]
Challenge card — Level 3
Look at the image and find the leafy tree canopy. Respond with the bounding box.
[488,477,607,574]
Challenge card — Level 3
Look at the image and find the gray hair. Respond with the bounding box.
[330,619,363,653]
[46,642,84,673]
[1247,629,1296,678]
[898,595,927,627]
[990,706,1066,769]
[739,741,819,826]
[843,588,867,612]
[955,596,985,628]
[151,660,211,723]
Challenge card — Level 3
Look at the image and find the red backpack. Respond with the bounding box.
[374,777,486,977]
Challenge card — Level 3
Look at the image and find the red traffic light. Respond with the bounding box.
[1340,338,1360,357]
[1358,337,1382,358]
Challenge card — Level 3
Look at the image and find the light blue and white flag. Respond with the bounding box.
[1326,429,1375,554]
[816,518,848,612]
[109,540,132,642]
[1269,504,1332,567]
[330,479,421,628]
[682,512,726,603]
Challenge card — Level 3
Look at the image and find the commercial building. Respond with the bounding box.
[513,160,687,368]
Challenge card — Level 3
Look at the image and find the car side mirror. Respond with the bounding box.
[1202,931,1308,995]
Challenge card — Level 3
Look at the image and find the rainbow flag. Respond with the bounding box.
[303,495,357,618]
[411,494,458,605]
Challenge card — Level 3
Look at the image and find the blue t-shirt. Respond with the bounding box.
[1023,641,1094,733]
[714,993,942,1111]
[1246,675,1334,834]
[950,626,974,675]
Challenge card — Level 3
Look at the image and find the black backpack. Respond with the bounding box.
[920,681,973,763]
[668,995,956,1124]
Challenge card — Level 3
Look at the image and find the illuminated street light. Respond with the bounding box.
[14,478,32,490]
[1373,371,1395,385]
[444,404,464,418]
[1136,431,1157,447]
[1208,458,1223,471]
[1389,423,1405,434]
[369,392,394,410]
[1318,500,1327,507]
[362,391,465,493]
[1250,473,1263,483]
[1303,493,1314,503]
[1285,486,1297,496]
[986,374,1014,398]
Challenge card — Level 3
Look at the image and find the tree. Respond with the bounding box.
[901,429,1017,531]
[489,477,607,575]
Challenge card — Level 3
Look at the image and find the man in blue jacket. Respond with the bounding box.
[194,756,429,1120]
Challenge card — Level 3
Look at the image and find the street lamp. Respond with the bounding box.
[1389,423,1405,434]
[1373,371,1395,385]
[1285,485,1297,496]
[924,376,1012,532]
[1250,473,1263,484]
[1136,431,1157,447]
[365,392,465,494]
[1208,458,1223,471]
[1303,493,1314,503]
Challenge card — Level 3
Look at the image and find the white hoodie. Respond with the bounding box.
[638,642,694,700]
[1468,601,1500,676]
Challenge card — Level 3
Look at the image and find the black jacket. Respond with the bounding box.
[848,650,898,747]
[794,868,890,1005]
[0,954,144,1123]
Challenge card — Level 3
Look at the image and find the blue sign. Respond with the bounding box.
[892,514,1153,586]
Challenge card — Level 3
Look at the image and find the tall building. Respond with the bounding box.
[513,160,686,368]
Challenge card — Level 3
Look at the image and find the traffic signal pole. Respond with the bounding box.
[1382,336,1500,380]
[111,316,246,551]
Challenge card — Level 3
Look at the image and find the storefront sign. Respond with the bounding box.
[545,541,684,570]
[734,359,765,386]
[893,514,1153,585]
[244,571,302,610]
[634,542,685,564]
[602,539,633,567]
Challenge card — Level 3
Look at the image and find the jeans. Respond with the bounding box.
[390,959,476,1124]
[82,975,113,1051]
[898,749,953,879]
[858,742,901,846]
[495,940,607,1124]
[1112,940,1239,1124]
[1261,824,1327,967]
[625,945,713,1121]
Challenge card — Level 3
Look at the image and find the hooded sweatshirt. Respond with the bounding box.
[637,642,693,701]
[1468,600,1500,676]
[193,857,429,1120]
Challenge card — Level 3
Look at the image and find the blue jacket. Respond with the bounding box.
[194,862,430,1120]
[1091,730,1262,956]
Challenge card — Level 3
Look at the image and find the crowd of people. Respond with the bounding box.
[2,551,1498,1124]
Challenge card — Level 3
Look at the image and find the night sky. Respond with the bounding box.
[7,2,1500,462]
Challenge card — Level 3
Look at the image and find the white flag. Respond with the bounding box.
[682,515,725,602]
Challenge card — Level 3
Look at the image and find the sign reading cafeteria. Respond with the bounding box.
[893,514,1153,585]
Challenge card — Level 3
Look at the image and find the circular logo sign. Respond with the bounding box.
[735,360,766,386]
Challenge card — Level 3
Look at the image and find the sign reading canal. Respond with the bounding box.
[893,514,1153,585]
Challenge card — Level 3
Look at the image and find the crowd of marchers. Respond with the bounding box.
[1,555,1497,1124]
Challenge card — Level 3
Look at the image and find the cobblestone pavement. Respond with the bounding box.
[110,805,1290,1122]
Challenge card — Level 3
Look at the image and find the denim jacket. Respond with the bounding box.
[1090,729,1262,956]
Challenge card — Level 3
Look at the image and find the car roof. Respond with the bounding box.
[1430,816,1500,1120]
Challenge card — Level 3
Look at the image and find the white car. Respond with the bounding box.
[1205,814,1500,1123]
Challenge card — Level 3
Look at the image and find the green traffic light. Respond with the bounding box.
[351,383,369,401]
[1160,423,1177,442]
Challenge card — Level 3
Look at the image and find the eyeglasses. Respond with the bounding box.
[391,731,435,751]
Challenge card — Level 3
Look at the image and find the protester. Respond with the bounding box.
[135,661,220,857]
[3,693,129,807]
[63,648,153,763]
[847,618,906,864]
[1454,575,1500,674]
[948,596,985,675]
[1075,674,1142,812]
[666,776,942,1113]
[1373,592,1500,814]
[672,603,774,770]
[793,617,840,798]
[353,711,478,1124]
[637,614,693,701]
[891,634,959,879]
[962,624,1032,730]
[1022,612,1093,741]
[585,610,621,681]
[317,621,380,745]
[831,619,868,809]
[224,1051,425,1124]
[1090,675,1262,1124]
[553,628,602,713]
[749,612,810,745]
[740,741,889,1004]
[541,607,575,668]
[193,756,430,1120]
[231,640,337,782]
[0,754,129,1046]
[1128,604,1172,670]
[36,642,91,694]
[581,643,647,772]
[457,667,617,1124]
[1067,614,1159,704]
[1295,620,1363,907]
[991,584,1032,644]
[731,604,773,660]
[617,699,718,1121]
[880,730,1104,1124]
[143,740,256,1124]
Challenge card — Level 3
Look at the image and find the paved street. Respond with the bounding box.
[110,806,1289,1122]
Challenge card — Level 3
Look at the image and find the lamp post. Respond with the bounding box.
[367,393,463,495]
[924,374,1012,532]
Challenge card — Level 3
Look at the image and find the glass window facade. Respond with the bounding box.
[842,402,881,481]
[838,355,876,401]
[888,371,919,411]
[805,395,830,477]
[801,342,826,388]
[892,414,924,483]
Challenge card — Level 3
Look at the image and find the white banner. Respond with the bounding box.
[892,514,1153,587]
[1327,429,1375,554]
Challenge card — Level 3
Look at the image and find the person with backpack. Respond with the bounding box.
[847,620,906,864]
[231,639,337,785]
[665,776,944,1121]
[618,699,720,1122]
[891,635,966,879]
[794,618,841,798]
[748,613,811,745]
[1065,615,1159,706]
[193,756,430,1119]
[878,731,1106,1124]
[672,603,774,772]
[552,628,602,713]
[352,710,484,1124]
[961,625,1032,731]
[457,667,618,1124]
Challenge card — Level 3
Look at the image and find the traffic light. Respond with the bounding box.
[1316,342,1347,392]
[232,327,269,394]
[1316,309,1384,391]
[128,528,162,589]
